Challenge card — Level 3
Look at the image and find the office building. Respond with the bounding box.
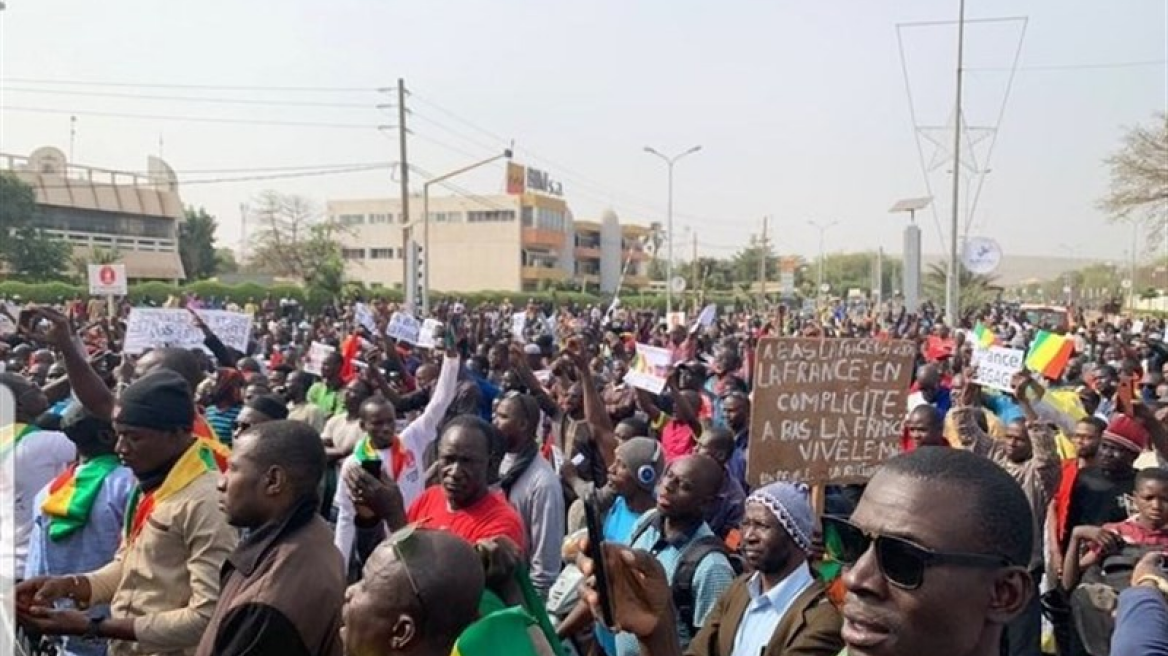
[329,187,652,294]
[3,146,186,280]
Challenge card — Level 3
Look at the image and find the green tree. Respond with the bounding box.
[731,235,777,284]
[247,191,346,297]
[7,227,72,281]
[810,252,903,297]
[214,248,239,275]
[923,261,1000,319]
[71,246,122,284]
[179,206,220,281]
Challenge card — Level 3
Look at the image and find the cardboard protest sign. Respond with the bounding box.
[416,319,443,349]
[387,312,421,344]
[747,337,916,486]
[123,309,252,355]
[971,346,1025,392]
[692,304,717,332]
[624,343,672,394]
[304,341,336,376]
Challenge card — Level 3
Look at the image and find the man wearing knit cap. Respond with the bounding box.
[686,482,843,656]
[16,370,238,656]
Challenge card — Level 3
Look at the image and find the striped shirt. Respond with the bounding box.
[205,405,242,447]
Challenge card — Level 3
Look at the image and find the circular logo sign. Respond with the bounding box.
[961,237,1002,275]
[99,265,117,285]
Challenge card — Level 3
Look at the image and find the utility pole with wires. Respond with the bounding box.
[691,230,699,310]
[395,79,415,311]
[758,216,769,308]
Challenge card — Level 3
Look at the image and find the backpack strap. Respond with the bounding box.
[672,535,727,637]
[628,509,660,549]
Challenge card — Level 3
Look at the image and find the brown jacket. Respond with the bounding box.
[86,470,237,656]
[195,499,346,656]
[685,574,843,656]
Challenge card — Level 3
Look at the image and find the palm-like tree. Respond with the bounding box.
[923,261,1001,320]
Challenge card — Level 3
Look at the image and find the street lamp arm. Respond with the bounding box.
[424,151,511,189]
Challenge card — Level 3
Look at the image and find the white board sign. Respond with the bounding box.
[511,312,527,341]
[123,309,252,355]
[692,304,717,331]
[304,341,336,376]
[387,312,421,344]
[416,319,443,349]
[354,302,377,334]
[971,345,1025,392]
[88,264,127,296]
[624,343,673,395]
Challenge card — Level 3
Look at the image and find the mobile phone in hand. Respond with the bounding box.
[584,492,615,629]
[361,459,383,479]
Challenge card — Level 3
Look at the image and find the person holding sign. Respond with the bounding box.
[952,369,1061,656]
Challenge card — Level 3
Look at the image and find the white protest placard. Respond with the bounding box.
[666,312,686,329]
[123,309,252,355]
[624,343,673,394]
[692,304,717,331]
[387,312,421,344]
[416,319,443,349]
[511,312,527,341]
[304,341,336,376]
[87,264,127,296]
[971,345,1025,392]
[1132,320,1145,335]
[354,302,377,334]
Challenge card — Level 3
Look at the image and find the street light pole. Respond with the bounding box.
[808,220,838,310]
[644,145,702,316]
[946,0,968,326]
[413,149,512,315]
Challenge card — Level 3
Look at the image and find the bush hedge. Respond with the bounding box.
[0,280,774,314]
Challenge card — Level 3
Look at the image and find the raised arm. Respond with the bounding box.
[27,306,115,419]
[564,339,616,469]
[510,343,560,418]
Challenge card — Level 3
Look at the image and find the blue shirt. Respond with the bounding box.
[26,465,135,656]
[1112,586,1168,656]
[730,564,816,656]
[205,405,242,446]
[596,497,652,656]
[614,514,736,656]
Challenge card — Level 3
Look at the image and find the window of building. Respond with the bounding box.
[467,210,515,223]
[368,213,391,224]
[535,207,564,232]
[339,214,366,226]
[370,248,395,259]
[37,206,175,239]
[521,206,534,227]
[341,248,366,260]
[429,211,463,223]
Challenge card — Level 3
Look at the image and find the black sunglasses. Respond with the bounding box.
[823,515,1013,590]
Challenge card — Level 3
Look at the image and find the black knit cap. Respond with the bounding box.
[115,370,195,431]
[246,394,289,421]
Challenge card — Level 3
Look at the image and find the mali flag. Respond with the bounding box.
[42,454,122,541]
[972,323,996,349]
[1025,331,1074,380]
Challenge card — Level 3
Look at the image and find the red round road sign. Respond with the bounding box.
[99,265,117,285]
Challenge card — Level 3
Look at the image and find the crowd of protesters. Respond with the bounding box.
[1,290,1166,656]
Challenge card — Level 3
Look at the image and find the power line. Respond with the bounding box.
[1,105,381,129]
[28,164,393,189]
[2,86,377,109]
[967,60,1167,72]
[1,77,378,93]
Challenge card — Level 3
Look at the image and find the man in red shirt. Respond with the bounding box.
[404,415,527,552]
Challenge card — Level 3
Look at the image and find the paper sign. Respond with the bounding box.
[354,303,377,334]
[747,337,916,486]
[123,309,252,355]
[88,264,127,296]
[971,346,1025,392]
[624,343,673,394]
[304,341,336,376]
[692,304,717,331]
[666,312,686,329]
[387,312,421,344]
[416,319,443,349]
[511,312,527,341]
[1132,320,1145,335]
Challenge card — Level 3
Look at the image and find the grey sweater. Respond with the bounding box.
[500,451,566,596]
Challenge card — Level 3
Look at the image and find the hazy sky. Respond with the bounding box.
[2,0,1165,264]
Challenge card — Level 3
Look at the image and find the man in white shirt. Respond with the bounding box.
[1,372,77,581]
[333,351,460,571]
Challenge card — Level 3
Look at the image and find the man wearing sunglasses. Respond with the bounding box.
[833,447,1035,656]
[951,371,1060,656]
